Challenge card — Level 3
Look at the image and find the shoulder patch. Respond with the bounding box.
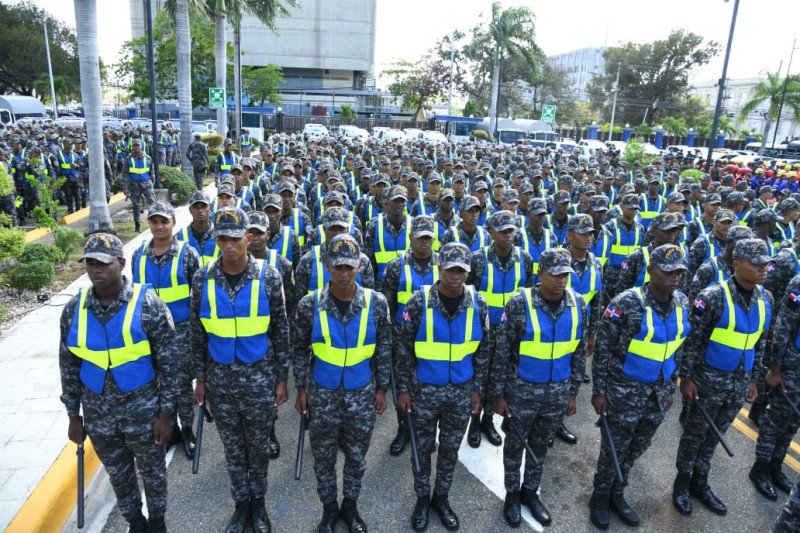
[621,261,629,271]
[692,297,706,314]
[401,310,411,322]
[603,305,621,320]
[787,292,800,310]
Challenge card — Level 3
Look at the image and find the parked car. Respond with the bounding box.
[419,130,448,145]
[303,123,329,140]
[338,125,369,140]
[403,128,423,140]
[378,128,405,142]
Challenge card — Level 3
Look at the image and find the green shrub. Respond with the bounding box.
[32,206,57,229]
[21,242,66,265]
[54,226,84,258]
[680,169,704,182]
[0,213,13,228]
[0,305,6,324]
[201,133,224,149]
[159,167,195,206]
[472,130,489,140]
[0,227,25,260]
[7,260,54,291]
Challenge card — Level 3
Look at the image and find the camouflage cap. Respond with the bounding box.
[472,180,489,192]
[714,208,736,222]
[411,215,436,238]
[213,207,249,238]
[621,194,641,209]
[321,206,350,229]
[323,190,346,206]
[568,214,595,234]
[219,174,236,187]
[727,191,746,204]
[223,138,233,146]
[81,233,124,263]
[459,195,481,212]
[263,193,282,210]
[370,173,391,187]
[383,184,408,202]
[518,181,534,194]
[440,187,456,200]
[667,192,687,204]
[527,198,547,215]
[247,211,269,233]
[492,178,508,189]
[451,172,466,183]
[147,202,175,220]
[649,244,688,272]
[778,198,800,213]
[502,189,520,203]
[439,242,471,271]
[280,164,295,175]
[634,177,648,188]
[538,248,574,276]
[277,180,296,193]
[725,225,754,243]
[753,208,779,225]
[405,172,420,182]
[589,195,609,212]
[327,234,361,268]
[231,163,243,173]
[648,174,661,184]
[488,210,517,232]
[217,184,236,197]
[733,238,773,265]
[759,185,774,194]
[553,190,571,204]
[426,172,443,184]
[189,190,211,206]
[704,193,722,205]
[652,212,686,230]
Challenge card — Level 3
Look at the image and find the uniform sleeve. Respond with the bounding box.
[570,295,590,397]
[372,292,392,390]
[359,255,376,289]
[752,289,776,383]
[59,298,82,417]
[687,239,708,275]
[363,219,378,275]
[189,268,209,382]
[293,254,311,309]
[265,267,291,382]
[772,279,800,369]
[183,244,201,285]
[472,294,492,389]
[522,251,535,288]
[490,294,525,399]
[290,232,301,272]
[380,257,401,318]
[143,291,180,417]
[466,251,483,287]
[616,251,638,294]
[291,294,316,390]
[592,296,627,397]
[440,227,455,246]
[396,292,423,394]
[679,287,721,382]
[279,257,297,316]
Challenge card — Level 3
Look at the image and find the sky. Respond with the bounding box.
[22,0,800,84]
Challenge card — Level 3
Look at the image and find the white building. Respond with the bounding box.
[548,47,607,102]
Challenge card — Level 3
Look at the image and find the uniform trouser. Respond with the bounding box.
[173,322,195,428]
[412,381,472,497]
[82,384,167,521]
[128,180,155,224]
[604,265,622,299]
[593,386,668,494]
[504,379,570,492]
[308,380,376,504]
[192,166,207,189]
[675,380,747,480]
[208,389,276,501]
[756,388,800,464]
[0,195,17,225]
[480,325,501,414]
[21,187,38,217]
[158,148,167,166]
[61,179,80,213]
[774,477,800,532]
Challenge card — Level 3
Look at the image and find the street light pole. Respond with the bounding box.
[706,0,740,172]
[43,21,59,120]
[772,38,798,148]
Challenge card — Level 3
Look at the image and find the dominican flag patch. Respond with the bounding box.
[402,310,411,322]
[603,306,620,319]
[693,298,706,313]
[500,311,508,323]
[621,261,629,271]
[788,292,800,309]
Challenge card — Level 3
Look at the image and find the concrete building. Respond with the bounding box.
[548,47,607,102]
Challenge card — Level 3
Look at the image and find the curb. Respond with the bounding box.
[23,192,128,243]
[5,440,101,533]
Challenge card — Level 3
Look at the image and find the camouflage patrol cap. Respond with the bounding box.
[263,193,282,210]
[383,184,408,202]
[440,187,456,200]
[753,209,779,225]
[621,194,641,210]
[651,212,686,230]
[439,242,471,271]
[426,173,443,184]
[219,174,236,187]
[704,193,722,205]
[733,238,772,265]
[759,185,774,195]
[323,190,346,206]
[648,174,661,184]
[223,138,233,146]
[634,177,648,188]
[568,214,594,234]
[778,198,800,213]
[247,211,269,233]
[472,180,489,192]
[189,190,210,206]
[518,181,534,194]
[405,172,419,183]
[557,175,573,186]
[370,173,391,187]
[81,233,124,263]
[502,189,519,203]
[147,202,175,220]
[649,244,687,272]
[714,209,736,222]
[589,195,609,212]
[411,215,436,238]
[488,210,517,232]
[277,180,295,193]
[327,234,361,268]
[459,195,481,212]
[492,178,508,189]
[725,225,754,243]
[553,190,571,204]
[528,197,548,215]
[538,248,574,276]
[667,192,687,204]
[213,207,248,238]
[321,206,350,229]
[280,164,295,175]
[727,191,745,204]
[217,184,236,197]
[231,163,243,173]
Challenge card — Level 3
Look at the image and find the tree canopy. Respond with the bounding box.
[386,57,451,120]
[242,65,284,106]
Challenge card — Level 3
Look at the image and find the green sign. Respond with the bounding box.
[541,104,557,123]
[209,87,226,110]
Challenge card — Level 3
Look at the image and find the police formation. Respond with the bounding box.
[58,131,800,533]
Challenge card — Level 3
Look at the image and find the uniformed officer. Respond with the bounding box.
[59,233,179,532]
[440,195,491,251]
[467,210,535,448]
[411,173,442,216]
[765,230,800,300]
[263,193,301,271]
[686,208,735,276]
[216,138,240,178]
[772,199,799,249]
[131,202,201,459]
[604,194,645,298]
[493,248,588,528]
[293,234,392,533]
[124,139,155,233]
[616,212,684,294]
[687,193,720,245]
[674,239,775,517]
[396,242,491,532]
[57,137,82,214]
[547,190,571,245]
[515,197,556,285]
[364,184,412,282]
[589,244,690,529]
[190,207,291,533]
[186,132,209,189]
[177,191,219,267]
[687,226,753,302]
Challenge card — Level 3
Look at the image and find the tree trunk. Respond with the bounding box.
[233,25,242,143]
[489,46,501,139]
[176,0,193,175]
[74,0,112,233]
[215,6,227,139]
[758,116,772,155]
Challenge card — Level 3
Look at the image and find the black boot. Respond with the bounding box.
[588,491,610,530]
[339,498,367,533]
[390,410,409,456]
[503,491,521,528]
[412,495,430,531]
[225,500,250,533]
[467,414,481,448]
[250,497,271,533]
[181,425,196,460]
[771,460,794,494]
[690,475,726,516]
[672,473,692,516]
[750,460,778,501]
[267,423,280,460]
[480,413,502,446]
[127,510,148,533]
[555,423,577,445]
[521,487,551,526]
[610,489,640,526]
[430,493,459,531]
[147,514,167,533]
[316,501,339,533]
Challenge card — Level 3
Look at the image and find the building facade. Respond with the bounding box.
[548,47,607,102]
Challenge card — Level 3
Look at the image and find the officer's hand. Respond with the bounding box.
[275,381,288,407]
[295,388,308,414]
[566,395,577,416]
[747,382,759,404]
[494,397,511,417]
[587,335,596,357]
[397,391,412,413]
[591,394,608,416]
[68,415,86,444]
[153,415,172,446]
[470,392,481,415]
[766,365,786,392]
[666,394,674,411]
[374,388,387,414]
[680,379,699,403]
[194,380,206,406]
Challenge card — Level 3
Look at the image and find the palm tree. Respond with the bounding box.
[74,0,112,233]
[487,2,541,137]
[740,71,800,154]
[175,0,193,175]
[214,0,227,139]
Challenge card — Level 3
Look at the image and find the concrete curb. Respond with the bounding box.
[23,192,128,244]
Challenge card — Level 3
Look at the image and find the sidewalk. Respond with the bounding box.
[0,187,207,532]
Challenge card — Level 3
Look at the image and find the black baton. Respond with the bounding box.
[695,400,734,457]
[192,405,205,474]
[294,412,308,480]
[599,415,624,484]
[77,443,85,529]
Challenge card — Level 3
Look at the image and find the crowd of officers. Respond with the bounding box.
[58,131,800,533]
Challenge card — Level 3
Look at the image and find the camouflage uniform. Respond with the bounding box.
[686,209,733,276]
[293,245,375,310]
[616,212,686,295]
[766,243,800,301]
[687,226,754,302]
[59,234,179,526]
[773,478,800,532]
[363,185,413,281]
[186,136,209,188]
[124,151,155,229]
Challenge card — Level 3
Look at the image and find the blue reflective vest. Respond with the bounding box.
[373,214,411,281]
[478,247,527,325]
[623,288,690,382]
[705,282,770,372]
[132,241,191,323]
[307,245,363,294]
[396,256,439,323]
[287,208,307,247]
[311,289,376,390]
[270,226,295,261]
[519,228,555,278]
[608,219,643,267]
[567,256,603,303]
[128,157,150,182]
[414,285,482,385]
[639,194,665,229]
[451,225,490,252]
[177,226,219,267]
[518,288,582,383]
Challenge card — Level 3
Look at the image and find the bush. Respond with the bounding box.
[7,260,54,291]
[54,226,84,258]
[201,133,224,150]
[0,213,13,228]
[32,206,57,229]
[21,242,66,265]
[472,129,489,140]
[159,167,195,206]
[680,169,704,182]
[0,227,25,260]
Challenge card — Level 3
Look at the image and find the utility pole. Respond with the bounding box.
[772,38,798,148]
[608,63,620,141]
[706,0,740,172]
[43,20,59,119]
[448,31,455,116]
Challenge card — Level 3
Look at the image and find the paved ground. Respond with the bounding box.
[99,370,795,533]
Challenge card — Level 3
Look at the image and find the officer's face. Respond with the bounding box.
[86,257,125,289]
[620,205,638,221]
[190,203,210,223]
[528,211,545,229]
[280,190,294,210]
[247,228,268,255]
[654,227,680,246]
[555,201,569,215]
[218,194,235,208]
[501,201,519,212]
[388,196,406,216]
[460,206,480,229]
[713,219,733,240]
[569,230,593,252]
[326,263,361,288]
[427,181,441,195]
[491,227,516,250]
[734,259,769,286]
[704,202,720,216]
[440,197,454,213]
[539,270,569,295]
[324,224,348,242]
[440,266,468,292]
[411,235,433,258]
[265,206,282,230]
[216,234,251,261]
[147,215,174,241]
